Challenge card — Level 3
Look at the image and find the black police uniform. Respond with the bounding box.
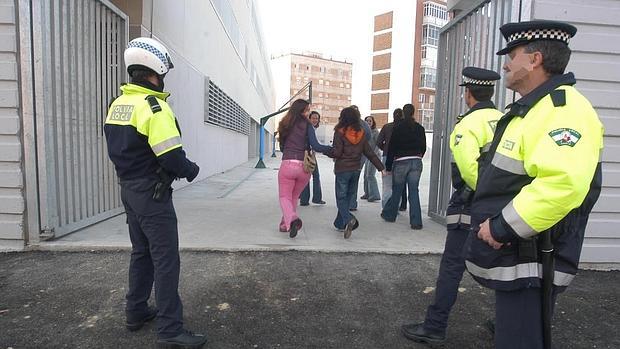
[424,68,502,334]
[105,81,199,339]
[464,21,604,349]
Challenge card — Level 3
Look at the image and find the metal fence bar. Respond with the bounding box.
[30,0,127,239]
[428,0,523,222]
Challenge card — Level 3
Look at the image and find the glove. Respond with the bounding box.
[186,162,200,182]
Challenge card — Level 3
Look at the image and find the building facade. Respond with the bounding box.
[369,1,447,130]
[412,0,449,131]
[429,0,620,264]
[0,0,275,248]
[271,52,352,143]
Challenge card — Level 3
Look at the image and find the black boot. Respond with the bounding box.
[401,323,446,344]
[157,330,207,348]
[126,306,157,332]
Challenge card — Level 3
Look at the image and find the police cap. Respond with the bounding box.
[496,20,577,55]
[459,67,501,87]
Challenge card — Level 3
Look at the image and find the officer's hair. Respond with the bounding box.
[130,68,156,82]
[524,40,571,76]
[467,85,494,101]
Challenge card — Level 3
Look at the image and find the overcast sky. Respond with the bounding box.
[257,0,386,114]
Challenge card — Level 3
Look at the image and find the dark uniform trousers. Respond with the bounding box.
[424,189,471,333]
[495,287,559,349]
[121,178,184,339]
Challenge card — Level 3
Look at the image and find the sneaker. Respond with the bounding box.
[157,330,207,348]
[313,200,326,205]
[360,194,368,200]
[367,198,379,202]
[399,206,407,212]
[126,306,157,332]
[349,207,357,211]
[401,323,445,345]
[411,224,423,230]
[300,202,309,206]
[290,218,302,238]
[380,212,395,222]
[344,216,357,239]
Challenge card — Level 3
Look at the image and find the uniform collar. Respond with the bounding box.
[458,100,496,121]
[505,72,575,117]
[120,83,170,101]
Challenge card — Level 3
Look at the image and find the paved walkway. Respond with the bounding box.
[42,153,447,253]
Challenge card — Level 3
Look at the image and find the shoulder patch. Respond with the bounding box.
[549,128,581,147]
[454,134,463,146]
[550,90,566,107]
[145,95,162,113]
[488,120,498,132]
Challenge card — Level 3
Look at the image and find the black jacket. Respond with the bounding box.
[385,120,426,171]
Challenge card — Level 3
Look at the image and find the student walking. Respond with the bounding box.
[277,99,332,238]
[331,107,385,239]
[361,116,381,202]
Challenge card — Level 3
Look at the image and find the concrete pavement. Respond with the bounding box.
[42,153,447,254]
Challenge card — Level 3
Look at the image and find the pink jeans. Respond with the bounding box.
[278,160,311,230]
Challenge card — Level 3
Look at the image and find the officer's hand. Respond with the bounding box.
[187,162,200,182]
[478,219,503,250]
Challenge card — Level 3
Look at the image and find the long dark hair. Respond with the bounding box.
[399,103,417,129]
[335,107,362,131]
[278,99,310,144]
[365,115,376,129]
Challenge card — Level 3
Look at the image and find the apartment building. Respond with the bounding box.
[272,52,352,143]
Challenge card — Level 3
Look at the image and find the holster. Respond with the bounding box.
[153,168,175,202]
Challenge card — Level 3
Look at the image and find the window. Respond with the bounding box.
[423,24,440,46]
[421,46,427,59]
[423,2,448,20]
[339,82,344,88]
[320,66,326,73]
[345,83,350,89]
[306,65,310,70]
[325,81,330,86]
[325,93,329,98]
[420,67,437,89]
[319,93,323,98]
[319,79,324,85]
[419,94,426,103]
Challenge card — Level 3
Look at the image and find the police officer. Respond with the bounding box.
[104,37,207,348]
[464,21,604,349]
[401,67,502,345]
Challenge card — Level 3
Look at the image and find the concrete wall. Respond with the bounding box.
[0,0,25,248]
[148,0,275,183]
[528,0,620,263]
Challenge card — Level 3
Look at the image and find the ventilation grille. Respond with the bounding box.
[205,78,250,135]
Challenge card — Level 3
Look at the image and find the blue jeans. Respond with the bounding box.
[348,169,361,209]
[381,158,423,226]
[363,159,381,201]
[334,170,361,229]
[300,164,322,204]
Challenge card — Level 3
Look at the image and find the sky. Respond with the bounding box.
[256,0,386,115]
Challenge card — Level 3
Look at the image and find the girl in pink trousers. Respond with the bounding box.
[277,99,332,238]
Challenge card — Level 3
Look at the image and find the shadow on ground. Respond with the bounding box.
[1,251,618,348]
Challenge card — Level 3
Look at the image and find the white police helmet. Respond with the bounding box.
[124,37,174,76]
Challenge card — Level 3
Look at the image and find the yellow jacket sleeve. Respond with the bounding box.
[147,106,183,156]
[450,121,482,189]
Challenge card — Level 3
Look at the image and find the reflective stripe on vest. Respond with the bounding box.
[465,260,575,287]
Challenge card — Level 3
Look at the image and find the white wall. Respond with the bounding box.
[389,1,417,110]
[150,0,275,184]
[0,0,25,248]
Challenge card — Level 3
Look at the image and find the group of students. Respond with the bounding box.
[276,100,427,240]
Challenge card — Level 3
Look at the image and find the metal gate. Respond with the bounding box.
[31,0,128,239]
[428,0,526,223]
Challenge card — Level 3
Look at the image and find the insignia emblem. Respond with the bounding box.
[454,134,463,146]
[549,128,581,147]
[488,120,498,132]
[502,140,515,151]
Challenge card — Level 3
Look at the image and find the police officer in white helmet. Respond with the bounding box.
[104,37,206,348]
